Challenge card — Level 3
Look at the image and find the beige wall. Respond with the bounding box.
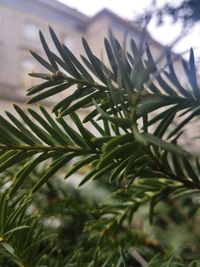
[86,16,110,61]
[0,4,84,101]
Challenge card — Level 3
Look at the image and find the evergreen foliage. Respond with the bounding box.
[0,26,200,266]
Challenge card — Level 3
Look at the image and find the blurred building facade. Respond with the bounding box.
[0,0,174,104]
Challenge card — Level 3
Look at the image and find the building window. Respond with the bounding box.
[62,36,74,51]
[23,22,39,40]
[20,58,37,88]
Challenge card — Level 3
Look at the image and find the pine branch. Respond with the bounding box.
[0,144,96,154]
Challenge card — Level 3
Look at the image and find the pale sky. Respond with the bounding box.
[58,0,200,59]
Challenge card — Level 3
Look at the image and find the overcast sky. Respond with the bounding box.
[58,0,200,58]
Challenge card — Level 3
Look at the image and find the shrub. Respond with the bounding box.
[0,27,200,266]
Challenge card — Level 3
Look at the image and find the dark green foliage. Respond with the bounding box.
[140,0,200,26]
[0,26,200,266]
